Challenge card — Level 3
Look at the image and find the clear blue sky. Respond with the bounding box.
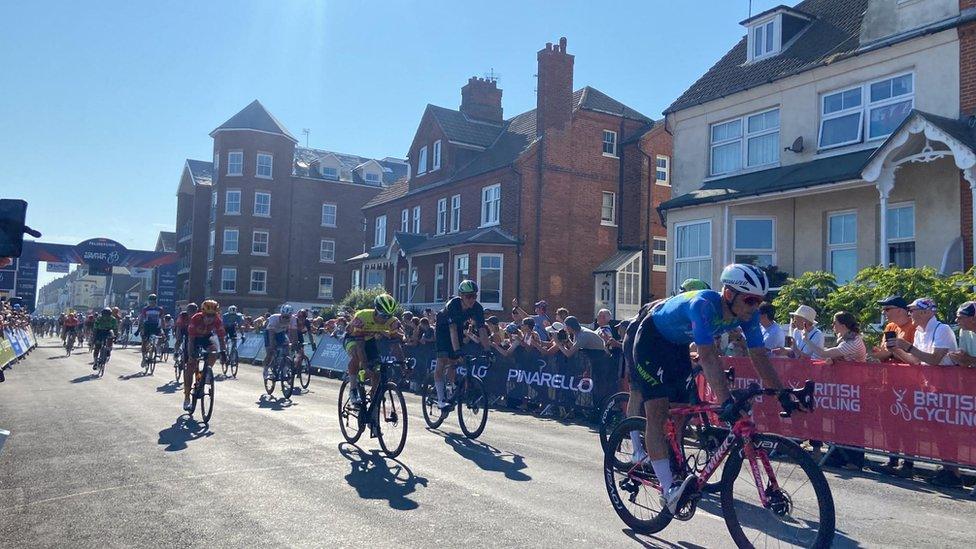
[3,0,786,289]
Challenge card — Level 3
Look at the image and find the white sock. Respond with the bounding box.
[435,380,446,401]
[630,431,645,458]
[650,458,674,490]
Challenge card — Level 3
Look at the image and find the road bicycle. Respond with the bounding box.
[264,343,296,400]
[337,356,412,457]
[174,340,186,382]
[600,366,736,492]
[292,339,313,390]
[604,381,834,548]
[420,353,493,439]
[187,348,216,423]
[143,335,158,376]
[91,338,113,378]
[64,330,77,356]
[223,334,241,378]
[158,331,170,363]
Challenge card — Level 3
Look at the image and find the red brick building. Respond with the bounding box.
[175,101,408,314]
[960,0,976,268]
[351,38,670,321]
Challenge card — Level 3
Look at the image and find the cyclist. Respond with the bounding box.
[262,305,295,380]
[433,280,489,409]
[174,303,198,364]
[161,314,174,353]
[90,308,118,370]
[291,308,315,360]
[343,294,402,406]
[84,312,96,347]
[628,264,803,514]
[57,312,67,342]
[184,300,227,412]
[120,313,133,342]
[222,305,244,351]
[63,311,81,350]
[138,294,164,367]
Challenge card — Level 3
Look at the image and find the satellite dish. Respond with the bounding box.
[785,136,804,153]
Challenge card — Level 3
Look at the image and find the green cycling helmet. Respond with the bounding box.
[457,279,479,295]
[679,278,711,292]
[373,293,397,316]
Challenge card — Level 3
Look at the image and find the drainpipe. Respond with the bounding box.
[533,135,545,301]
[636,132,654,302]
[722,204,730,273]
[511,163,525,304]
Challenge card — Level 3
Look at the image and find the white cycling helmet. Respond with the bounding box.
[280,304,294,315]
[227,305,237,314]
[720,263,769,297]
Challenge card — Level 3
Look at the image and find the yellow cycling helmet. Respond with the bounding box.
[201,300,219,315]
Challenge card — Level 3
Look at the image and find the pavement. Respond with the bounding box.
[1,338,974,548]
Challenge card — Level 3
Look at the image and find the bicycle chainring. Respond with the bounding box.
[672,492,700,521]
[765,486,793,518]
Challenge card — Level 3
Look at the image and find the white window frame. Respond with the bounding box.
[432,140,442,171]
[818,72,914,149]
[747,16,779,62]
[601,191,616,226]
[617,255,642,308]
[886,201,916,267]
[437,198,447,234]
[413,205,421,233]
[254,192,271,217]
[351,269,361,290]
[225,189,241,215]
[365,269,384,289]
[318,275,334,300]
[652,237,667,272]
[477,253,503,309]
[256,152,273,179]
[374,215,387,247]
[434,263,445,302]
[866,72,915,141]
[227,150,243,176]
[827,210,858,283]
[450,194,461,233]
[222,228,239,254]
[397,268,408,303]
[220,267,236,293]
[818,85,864,149]
[321,202,337,227]
[480,184,501,227]
[321,165,338,179]
[249,269,267,294]
[409,267,419,301]
[401,209,409,233]
[364,171,381,184]
[673,219,712,293]
[210,190,217,223]
[208,229,215,261]
[709,107,780,177]
[320,238,335,263]
[453,254,469,292]
[655,155,670,186]
[417,146,428,175]
[251,230,269,256]
[602,130,617,157]
[732,216,776,268]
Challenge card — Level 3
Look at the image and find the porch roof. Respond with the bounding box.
[396,227,519,255]
[659,148,875,212]
[593,249,641,274]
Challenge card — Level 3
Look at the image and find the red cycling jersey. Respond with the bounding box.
[175,313,189,332]
[64,316,81,328]
[187,312,226,339]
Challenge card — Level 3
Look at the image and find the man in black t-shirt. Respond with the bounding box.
[433,279,489,408]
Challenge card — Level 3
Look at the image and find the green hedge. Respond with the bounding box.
[337,287,403,316]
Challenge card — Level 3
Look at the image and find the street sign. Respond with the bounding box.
[46,262,69,273]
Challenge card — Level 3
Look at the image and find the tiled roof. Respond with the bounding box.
[157,231,176,253]
[396,227,519,254]
[362,178,409,208]
[578,87,653,123]
[294,147,408,185]
[666,0,870,114]
[428,105,506,148]
[660,148,875,211]
[185,160,213,186]
[211,100,298,142]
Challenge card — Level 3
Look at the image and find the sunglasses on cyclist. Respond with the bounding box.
[738,294,763,307]
[460,293,477,300]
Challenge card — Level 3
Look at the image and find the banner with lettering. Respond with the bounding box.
[715,357,976,467]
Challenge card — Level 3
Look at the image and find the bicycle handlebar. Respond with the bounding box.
[725,380,816,420]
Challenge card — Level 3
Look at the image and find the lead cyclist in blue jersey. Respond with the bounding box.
[627,263,808,514]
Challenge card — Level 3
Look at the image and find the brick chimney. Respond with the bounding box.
[536,37,574,137]
[460,77,503,122]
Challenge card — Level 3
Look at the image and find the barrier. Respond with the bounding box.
[711,357,976,468]
[1,326,37,370]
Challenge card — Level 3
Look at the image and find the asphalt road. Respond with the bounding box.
[1,338,974,548]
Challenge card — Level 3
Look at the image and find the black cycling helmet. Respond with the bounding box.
[101,308,112,316]
[457,279,479,295]
[147,293,157,302]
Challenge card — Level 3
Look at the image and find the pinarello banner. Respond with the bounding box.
[706,357,976,467]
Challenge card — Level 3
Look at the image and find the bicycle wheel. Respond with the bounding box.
[281,358,295,400]
[599,391,630,455]
[720,434,835,549]
[221,355,228,376]
[377,381,408,458]
[337,379,365,444]
[458,377,489,439]
[264,362,276,395]
[604,416,674,534]
[196,368,215,423]
[678,412,727,494]
[298,356,311,389]
[229,350,239,378]
[148,353,156,376]
[420,376,447,429]
[174,354,183,382]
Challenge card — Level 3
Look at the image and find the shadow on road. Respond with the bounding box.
[257,394,294,411]
[46,355,69,360]
[118,371,148,381]
[69,374,97,383]
[157,417,212,451]
[623,529,708,549]
[429,430,531,481]
[338,443,428,510]
[156,381,182,394]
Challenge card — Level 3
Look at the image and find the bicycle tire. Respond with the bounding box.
[678,412,727,494]
[377,381,408,458]
[420,376,447,429]
[281,358,295,400]
[599,391,630,455]
[264,362,276,395]
[337,379,365,444]
[196,368,215,424]
[720,433,835,549]
[148,354,156,376]
[458,376,489,439]
[229,353,238,378]
[174,354,184,382]
[604,416,674,534]
[298,356,311,389]
[221,356,228,376]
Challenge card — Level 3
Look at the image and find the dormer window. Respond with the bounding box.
[751,19,776,59]
[321,166,338,179]
[365,172,381,184]
[742,7,812,63]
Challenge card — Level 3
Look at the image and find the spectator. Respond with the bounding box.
[418,318,435,344]
[593,308,617,332]
[402,312,416,346]
[948,301,976,367]
[492,323,521,357]
[555,307,570,324]
[802,311,867,363]
[485,316,504,345]
[872,296,917,361]
[560,316,606,358]
[787,305,824,359]
[887,298,957,366]
[513,298,552,341]
[758,302,785,350]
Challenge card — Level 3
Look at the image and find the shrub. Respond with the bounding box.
[337,287,402,315]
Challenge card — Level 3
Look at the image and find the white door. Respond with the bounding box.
[594,272,614,318]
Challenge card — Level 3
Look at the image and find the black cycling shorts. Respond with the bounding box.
[141,322,160,338]
[434,327,460,360]
[630,315,692,402]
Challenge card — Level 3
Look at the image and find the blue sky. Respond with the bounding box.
[3,0,786,289]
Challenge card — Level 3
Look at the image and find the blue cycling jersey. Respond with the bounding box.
[650,290,764,348]
[222,312,243,328]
